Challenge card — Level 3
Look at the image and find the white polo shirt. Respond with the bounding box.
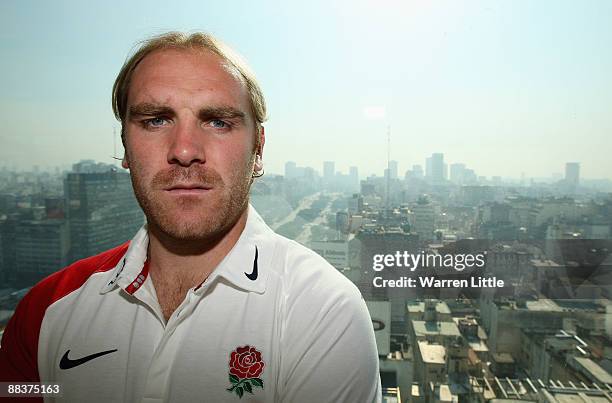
[0,205,381,403]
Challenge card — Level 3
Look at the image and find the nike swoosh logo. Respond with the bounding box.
[59,349,118,370]
[244,246,258,281]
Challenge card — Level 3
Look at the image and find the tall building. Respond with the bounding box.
[0,214,18,284]
[355,229,420,333]
[347,193,364,214]
[323,161,335,181]
[383,168,391,180]
[72,160,114,174]
[388,160,398,180]
[565,162,580,186]
[426,153,444,183]
[65,166,144,262]
[411,195,436,241]
[349,166,359,191]
[450,163,466,184]
[15,218,70,286]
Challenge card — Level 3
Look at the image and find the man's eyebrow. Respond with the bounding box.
[128,103,246,122]
[128,103,174,117]
[199,106,246,121]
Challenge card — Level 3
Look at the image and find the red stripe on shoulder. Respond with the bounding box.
[0,242,130,382]
[38,242,129,305]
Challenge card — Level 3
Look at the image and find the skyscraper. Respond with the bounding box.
[450,163,466,184]
[427,153,444,183]
[323,161,335,180]
[15,218,70,286]
[349,166,359,191]
[64,165,144,262]
[0,214,17,285]
[565,162,580,186]
[412,195,436,241]
[389,160,398,180]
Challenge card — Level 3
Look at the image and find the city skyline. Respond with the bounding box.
[0,156,600,185]
[1,1,611,179]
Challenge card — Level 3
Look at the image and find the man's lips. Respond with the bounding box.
[164,184,212,195]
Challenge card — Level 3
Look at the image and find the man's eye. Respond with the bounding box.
[209,119,229,129]
[143,117,168,128]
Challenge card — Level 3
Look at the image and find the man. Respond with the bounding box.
[0,32,381,402]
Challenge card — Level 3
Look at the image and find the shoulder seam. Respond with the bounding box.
[92,243,129,273]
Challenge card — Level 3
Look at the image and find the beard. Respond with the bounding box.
[128,156,254,243]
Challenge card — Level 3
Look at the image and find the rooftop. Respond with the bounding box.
[525,299,564,312]
[413,321,462,338]
[407,300,451,315]
[531,259,563,268]
[497,297,603,313]
[573,357,612,385]
[492,353,515,364]
[418,341,446,364]
[469,340,490,353]
[435,384,455,402]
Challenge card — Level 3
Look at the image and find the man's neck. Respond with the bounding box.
[147,207,250,290]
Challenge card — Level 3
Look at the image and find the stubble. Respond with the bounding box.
[128,155,255,243]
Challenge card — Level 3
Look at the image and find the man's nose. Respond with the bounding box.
[167,120,206,166]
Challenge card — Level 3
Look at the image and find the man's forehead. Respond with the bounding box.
[128,48,249,108]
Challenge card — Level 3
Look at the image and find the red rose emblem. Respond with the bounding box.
[229,345,265,379]
[227,345,265,398]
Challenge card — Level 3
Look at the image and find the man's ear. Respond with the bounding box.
[121,152,129,169]
[254,154,263,172]
[254,126,265,171]
[257,126,265,159]
[120,130,130,169]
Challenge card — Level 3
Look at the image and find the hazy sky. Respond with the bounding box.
[1,0,611,179]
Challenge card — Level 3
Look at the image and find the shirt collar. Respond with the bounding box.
[100,204,272,295]
[206,204,272,294]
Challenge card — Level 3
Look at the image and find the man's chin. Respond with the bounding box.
[146,208,244,244]
[139,190,250,245]
[148,223,225,245]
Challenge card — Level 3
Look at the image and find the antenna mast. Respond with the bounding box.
[386,125,391,212]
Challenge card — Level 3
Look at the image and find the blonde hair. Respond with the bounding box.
[112,31,267,145]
